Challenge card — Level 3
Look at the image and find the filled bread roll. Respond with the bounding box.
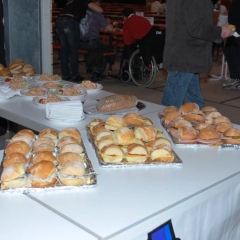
[58,127,81,141]
[39,128,58,141]
[60,143,84,154]
[33,143,55,153]
[134,125,157,142]
[30,151,56,166]
[96,94,137,112]
[150,144,174,162]
[5,140,31,156]
[97,135,114,150]
[112,127,135,145]
[105,115,128,130]
[14,129,35,139]
[126,143,148,163]
[33,137,55,149]
[57,136,80,149]
[3,152,27,168]
[58,152,84,165]
[10,134,33,146]
[100,144,124,163]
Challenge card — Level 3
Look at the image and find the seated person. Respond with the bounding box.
[79,0,114,79]
[122,8,165,68]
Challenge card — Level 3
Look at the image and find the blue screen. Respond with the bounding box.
[150,224,173,240]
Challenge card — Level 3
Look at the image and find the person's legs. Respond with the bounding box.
[184,73,204,109]
[56,18,71,79]
[161,71,197,108]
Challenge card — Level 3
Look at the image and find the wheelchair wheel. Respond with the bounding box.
[129,49,157,87]
[121,70,131,83]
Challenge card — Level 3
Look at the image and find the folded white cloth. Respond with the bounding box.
[46,101,85,121]
[0,84,20,98]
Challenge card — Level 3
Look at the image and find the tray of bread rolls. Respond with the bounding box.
[86,113,182,168]
[0,127,97,193]
[159,102,240,148]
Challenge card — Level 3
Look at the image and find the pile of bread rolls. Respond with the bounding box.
[160,102,240,145]
[0,58,35,77]
[87,112,175,164]
[0,127,95,191]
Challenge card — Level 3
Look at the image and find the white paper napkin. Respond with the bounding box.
[0,84,20,98]
[46,101,85,121]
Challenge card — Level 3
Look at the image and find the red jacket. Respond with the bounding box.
[122,14,152,46]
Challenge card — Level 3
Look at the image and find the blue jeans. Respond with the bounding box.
[161,71,204,109]
[55,17,80,79]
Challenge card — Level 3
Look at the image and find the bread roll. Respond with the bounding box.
[3,152,27,168]
[105,115,128,130]
[112,127,135,145]
[94,130,112,142]
[213,116,231,125]
[33,143,55,153]
[180,102,200,115]
[1,163,26,182]
[92,123,107,135]
[215,122,232,133]
[197,128,221,144]
[227,24,236,31]
[163,111,180,126]
[58,127,81,141]
[11,134,33,146]
[33,137,55,149]
[150,144,174,162]
[96,94,137,112]
[58,152,84,165]
[223,128,240,144]
[39,128,58,141]
[201,106,218,113]
[146,137,171,151]
[183,113,205,124]
[59,160,86,176]
[123,113,146,126]
[5,140,30,155]
[100,144,124,163]
[134,125,157,142]
[1,176,28,190]
[14,129,35,139]
[88,118,105,131]
[30,151,56,166]
[60,143,83,154]
[57,136,80,148]
[97,135,114,150]
[162,106,179,115]
[126,143,148,163]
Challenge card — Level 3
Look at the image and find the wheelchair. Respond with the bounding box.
[120,28,165,87]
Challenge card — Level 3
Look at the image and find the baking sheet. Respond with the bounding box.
[0,140,97,194]
[86,127,182,168]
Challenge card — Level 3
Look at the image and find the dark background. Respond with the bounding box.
[102,0,146,4]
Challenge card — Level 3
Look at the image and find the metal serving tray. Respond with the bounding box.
[0,139,97,194]
[86,127,182,168]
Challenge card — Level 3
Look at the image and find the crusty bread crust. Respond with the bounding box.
[112,127,135,145]
[3,153,27,168]
[60,143,83,154]
[5,140,30,156]
[96,94,137,112]
[57,136,80,148]
[30,160,56,179]
[58,152,84,165]
[30,151,56,166]
[1,163,26,182]
[60,160,86,176]
[58,127,81,140]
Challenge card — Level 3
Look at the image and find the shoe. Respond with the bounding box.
[223,81,240,90]
[71,75,84,83]
[223,79,239,87]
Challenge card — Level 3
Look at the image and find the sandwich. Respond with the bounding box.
[172,126,198,144]
[112,127,135,145]
[59,143,84,154]
[3,152,27,168]
[201,106,218,114]
[29,160,57,188]
[10,134,33,146]
[134,125,157,142]
[163,111,180,127]
[39,128,58,142]
[22,64,35,76]
[33,143,55,153]
[33,137,55,149]
[123,113,153,126]
[91,123,107,136]
[29,151,57,166]
[1,163,28,190]
[94,130,112,143]
[100,144,124,163]
[14,129,35,140]
[97,135,114,151]
[222,128,240,144]
[183,113,205,125]
[227,24,236,31]
[150,144,174,162]
[125,143,148,163]
[105,115,128,130]
[195,123,213,131]
[204,111,222,125]
[145,137,171,152]
[5,140,31,156]
[215,122,233,133]
[213,116,231,125]
[57,136,80,149]
[88,118,105,131]
[161,106,179,116]
[168,118,192,136]
[57,152,85,165]
[57,160,87,186]
[179,102,200,115]
[197,128,221,145]
[58,127,81,141]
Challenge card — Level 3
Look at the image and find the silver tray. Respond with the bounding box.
[0,140,97,194]
[86,127,182,168]
[158,113,223,148]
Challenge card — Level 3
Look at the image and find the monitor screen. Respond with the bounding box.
[148,220,176,240]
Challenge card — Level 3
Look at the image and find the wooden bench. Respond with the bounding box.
[52,43,116,76]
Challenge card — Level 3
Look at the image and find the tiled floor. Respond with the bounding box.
[52,49,240,125]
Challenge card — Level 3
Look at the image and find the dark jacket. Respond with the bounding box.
[163,0,222,73]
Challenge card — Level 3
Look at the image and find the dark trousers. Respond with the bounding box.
[138,26,165,66]
[55,17,80,79]
[224,36,240,79]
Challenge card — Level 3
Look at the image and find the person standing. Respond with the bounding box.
[79,0,114,80]
[55,0,103,82]
[222,0,240,90]
[161,0,233,109]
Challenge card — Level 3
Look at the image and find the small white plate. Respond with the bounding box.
[34,74,62,84]
[75,83,103,93]
[33,96,69,107]
[54,87,88,101]
[19,87,47,99]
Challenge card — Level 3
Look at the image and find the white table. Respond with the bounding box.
[0,90,164,132]
[1,95,240,240]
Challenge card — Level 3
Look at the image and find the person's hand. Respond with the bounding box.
[221,25,234,38]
